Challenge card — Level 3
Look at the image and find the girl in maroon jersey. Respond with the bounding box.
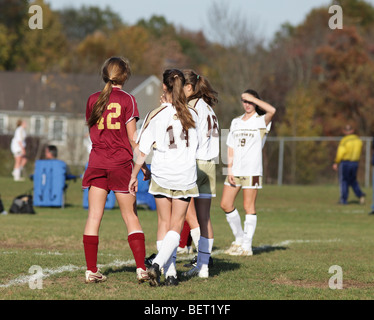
[82,57,150,284]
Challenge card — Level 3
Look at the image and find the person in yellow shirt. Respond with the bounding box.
[332,124,365,205]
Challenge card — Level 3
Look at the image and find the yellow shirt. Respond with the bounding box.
[334,134,363,163]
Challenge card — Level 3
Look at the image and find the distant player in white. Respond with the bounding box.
[221,89,276,256]
[129,69,199,286]
[11,119,27,181]
[181,69,219,279]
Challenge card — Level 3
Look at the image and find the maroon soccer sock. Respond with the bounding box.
[83,235,99,273]
[128,232,146,270]
[179,221,191,248]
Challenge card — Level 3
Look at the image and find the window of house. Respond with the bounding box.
[49,117,67,142]
[0,114,8,134]
[30,115,45,136]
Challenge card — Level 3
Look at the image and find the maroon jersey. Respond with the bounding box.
[86,87,139,169]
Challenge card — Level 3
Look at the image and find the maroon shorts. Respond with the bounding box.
[82,162,133,193]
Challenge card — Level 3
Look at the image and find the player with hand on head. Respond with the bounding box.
[129,69,200,286]
[82,57,150,284]
[221,89,276,256]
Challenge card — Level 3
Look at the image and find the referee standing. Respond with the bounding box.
[332,124,366,205]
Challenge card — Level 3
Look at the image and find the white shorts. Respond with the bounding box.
[196,159,216,199]
[149,178,199,199]
[224,176,263,189]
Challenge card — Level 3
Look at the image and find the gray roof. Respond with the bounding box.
[0,71,152,115]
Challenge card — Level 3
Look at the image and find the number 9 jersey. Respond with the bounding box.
[86,88,139,169]
[227,113,271,177]
[136,103,200,191]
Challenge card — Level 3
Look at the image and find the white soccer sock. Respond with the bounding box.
[242,214,257,251]
[197,237,213,270]
[153,231,180,268]
[156,240,163,252]
[190,227,200,251]
[13,168,21,181]
[225,209,244,245]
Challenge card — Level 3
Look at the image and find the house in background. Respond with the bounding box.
[0,72,162,165]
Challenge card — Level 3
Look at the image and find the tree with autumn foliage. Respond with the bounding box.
[315,26,374,136]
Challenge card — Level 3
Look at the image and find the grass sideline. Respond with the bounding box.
[0,176,373,300]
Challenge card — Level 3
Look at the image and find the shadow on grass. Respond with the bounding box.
[177,257,241,282]
[253,245,288,255]
[204,258,241,277]
[104,265,135,276]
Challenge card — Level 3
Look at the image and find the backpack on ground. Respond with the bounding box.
[9,194,36,214]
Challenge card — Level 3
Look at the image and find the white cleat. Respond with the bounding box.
[224,242,242,255]
[182,266,209,279]
[229,246,253,256]
[85,269,107,283]
[136,268,150,284]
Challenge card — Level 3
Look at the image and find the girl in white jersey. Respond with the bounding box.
[221,89,276,256]
[129,69,199,286]
[11,119,27,181]
[181,69,219,279]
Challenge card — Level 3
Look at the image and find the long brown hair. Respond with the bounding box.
[183,69,218,107]
[163,69,195,131]
[87,57,132,128]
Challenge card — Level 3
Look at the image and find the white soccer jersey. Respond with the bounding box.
[226,113,271,177]
[11,126,26,154]
[189,98,220,161]
[137,103,199,190]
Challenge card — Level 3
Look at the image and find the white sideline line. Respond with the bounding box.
[0,259,135,289]
[255,239,341,251]
[0,240,339,289]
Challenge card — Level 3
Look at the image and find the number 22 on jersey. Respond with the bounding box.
[97,103,121,130]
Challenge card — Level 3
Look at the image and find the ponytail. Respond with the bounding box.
[88,82,112,128]
[88,57,131,128]
[183,69,218,107]
[163,69,195,131]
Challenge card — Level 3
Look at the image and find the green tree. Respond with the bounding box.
[0,0,28,70]
[278,86,329,183]
[58,5,124,42]
[136,15,175,39]
[0,24,14,70]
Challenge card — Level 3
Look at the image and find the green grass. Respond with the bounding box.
[0,176,373,300]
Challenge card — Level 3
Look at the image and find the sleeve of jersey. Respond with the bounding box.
[138,114,168,155]
[226,121,234,148]
[125,95,140,124]
[138,121,155,155]
[261,121,272,148]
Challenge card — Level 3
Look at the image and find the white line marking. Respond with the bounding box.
[0,240,339,288]
[0,260,135,289]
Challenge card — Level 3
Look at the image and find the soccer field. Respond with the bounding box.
[0,176,373,300]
